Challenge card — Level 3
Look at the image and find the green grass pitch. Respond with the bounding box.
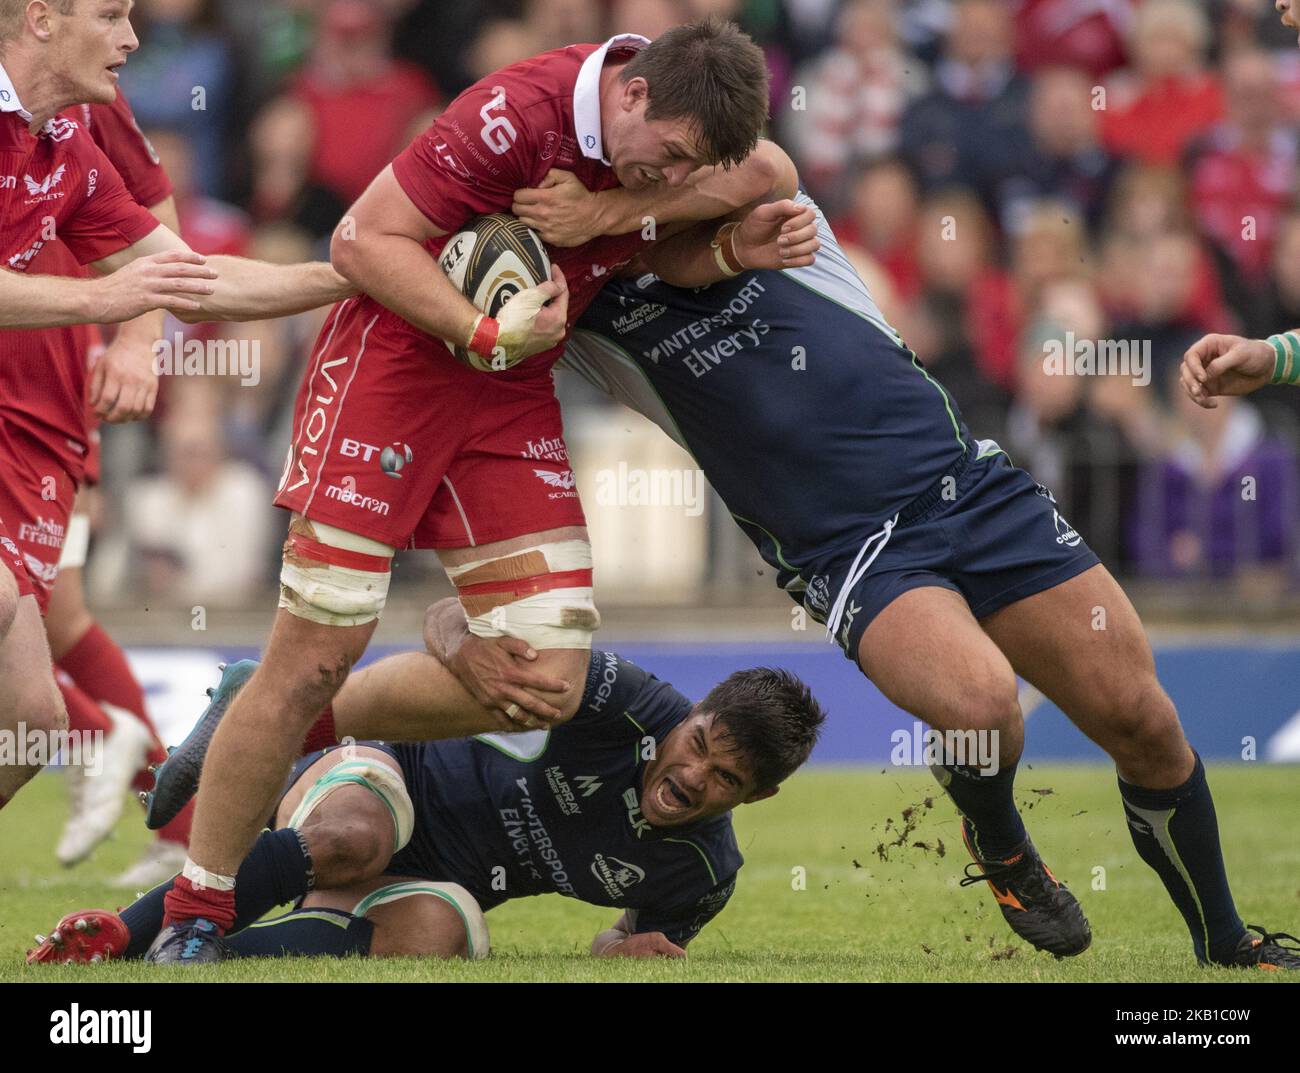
[3,764,1297,982]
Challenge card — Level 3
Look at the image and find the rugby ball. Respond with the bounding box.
[439,213,551,372]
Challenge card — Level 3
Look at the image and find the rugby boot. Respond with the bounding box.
[144,660,258,830]
[959,819,1091,957]
[1214,925,1300,971]
[27,909,129,964]
[57,703,152,865]
[144,918,231,965]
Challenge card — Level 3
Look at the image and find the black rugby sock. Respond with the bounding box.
[1118,752,1245,963]
[121,828,314,957]
[225,907,374,958]
[932,761,1028,861]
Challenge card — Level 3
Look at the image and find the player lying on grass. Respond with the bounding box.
[29,599,824,962]
[490,172,1300,970]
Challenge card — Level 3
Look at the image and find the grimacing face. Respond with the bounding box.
[604,75,713,191]
[638,708,777,829]
[42,0,138,107]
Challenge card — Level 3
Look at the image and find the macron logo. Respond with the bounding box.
[50,1004,151,1053]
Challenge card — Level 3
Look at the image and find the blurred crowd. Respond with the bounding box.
[89,0,1300,612]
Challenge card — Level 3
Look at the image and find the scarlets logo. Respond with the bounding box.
[533,468,575,491]
[24,164,66,203]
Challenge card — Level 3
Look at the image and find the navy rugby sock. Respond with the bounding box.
[121,827,314,957]
[225,908,374,958]
[1118,752,1245,963]
[933,761,1028,862]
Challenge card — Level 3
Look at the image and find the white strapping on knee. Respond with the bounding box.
[445,539,600,651]
[279,521,395,627]
[287,759,414,853]
[352,880,490,960]
[57,513,90,570]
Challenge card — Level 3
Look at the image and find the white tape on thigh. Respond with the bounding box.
[57,513,90,570]
[445,539,600,650]
[287,759,414,853]
[352,880,490,960]
[279,521,395,627]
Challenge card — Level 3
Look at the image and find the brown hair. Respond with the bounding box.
[620,15,769,169]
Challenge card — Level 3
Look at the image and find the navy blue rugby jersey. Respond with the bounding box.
[561,192,971,602]
[395,651,740,946]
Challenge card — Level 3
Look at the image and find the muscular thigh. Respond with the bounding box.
[979,563,1162,736]
[858,585,1020,733]
[0,594,58,723]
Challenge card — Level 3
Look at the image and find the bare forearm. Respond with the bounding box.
[177,257,356,323]
[333,233,478,346]
[642,219,740,288]
[594,142,782,235]
[0,269,105,328]
[114,197,180,341]
[331,651,506,742]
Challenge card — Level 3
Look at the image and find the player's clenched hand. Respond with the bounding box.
[496,264,569,364]
[89,332,159,424]
[733,199,820,271]
[90,250,217,323]
[443,632,571,728]
[1180,333,1274,409]
[512,170,598,248]
[600,931,686,958]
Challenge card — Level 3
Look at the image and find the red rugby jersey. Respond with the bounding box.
[388,34,655,376]
[0,64,166,477]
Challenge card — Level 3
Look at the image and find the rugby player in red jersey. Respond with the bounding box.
[0,0,359,814]
[150,17,820,962]
[26,94,203,878]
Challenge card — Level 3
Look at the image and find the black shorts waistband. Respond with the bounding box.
[896,439,976,527]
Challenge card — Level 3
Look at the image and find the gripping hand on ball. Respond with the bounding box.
[480,264,569,369]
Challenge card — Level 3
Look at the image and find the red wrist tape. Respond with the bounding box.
[468,315,499,359]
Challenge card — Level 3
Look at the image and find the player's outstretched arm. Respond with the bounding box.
[331,165,568,365]
[512,139,792,248]
[1181,331,1297,408]
[0,250,216,330]
[91,224,356,323]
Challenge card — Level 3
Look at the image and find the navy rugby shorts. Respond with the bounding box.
[801,440,1101,664]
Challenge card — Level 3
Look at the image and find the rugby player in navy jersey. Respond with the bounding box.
[496,165,1300,970]
[30,599,823,962]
